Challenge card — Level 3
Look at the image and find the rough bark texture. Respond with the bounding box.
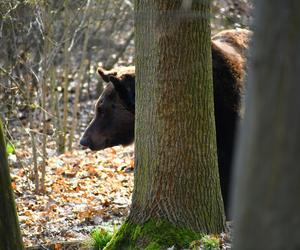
[132,0,225,231]
[232,1,300,249]
[0,119,24,250]
[106,1,225,249]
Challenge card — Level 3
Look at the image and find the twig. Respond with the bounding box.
[68,0,92,52]
[0,66,26,96]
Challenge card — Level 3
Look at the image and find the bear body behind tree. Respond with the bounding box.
[80,29,251,217]
[211,29,251,214]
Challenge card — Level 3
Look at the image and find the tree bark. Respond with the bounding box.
[59,0,71,154]
[232,1,300,249]
[105,1,225,249]
[68,0,93,151]
[40,3,51,193]
[0,119,24,250]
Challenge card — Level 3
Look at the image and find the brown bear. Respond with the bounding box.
[80,29,251,216]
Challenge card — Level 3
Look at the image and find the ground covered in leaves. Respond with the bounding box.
[10,145,134,248]
[10,144,233,249]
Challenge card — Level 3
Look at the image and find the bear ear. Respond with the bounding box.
[109,75,126,93]
[109,75,121,85]
[97,67,117,83]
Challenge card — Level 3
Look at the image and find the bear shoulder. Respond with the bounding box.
[212,29,251,86]
[212,28,252,57]
[211,29,251,116]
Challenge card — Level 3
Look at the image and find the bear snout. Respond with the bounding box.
[80,136,91,148]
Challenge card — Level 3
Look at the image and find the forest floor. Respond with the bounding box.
[10,143,233,250]
[10,145,134,248]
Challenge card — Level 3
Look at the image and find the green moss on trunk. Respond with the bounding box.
[104,219,203,250]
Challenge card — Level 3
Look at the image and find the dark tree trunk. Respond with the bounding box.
[232,1,300,249]
[0,119,24,250]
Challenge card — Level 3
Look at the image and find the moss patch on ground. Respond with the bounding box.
[104,219,203,250]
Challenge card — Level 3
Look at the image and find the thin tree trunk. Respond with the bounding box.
[0,119,24,250]
[29,109,39,193]
[49,67,57,116]
[232,1,300,249]
[59,0,70,154]
[105,1,225,249]
[68,31,89,151]
[40,5,51,192]
[68,0,92,151]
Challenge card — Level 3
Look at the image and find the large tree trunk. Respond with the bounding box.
[232,1,300,249]
[0,119,24,250]
[105,1,225,249]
